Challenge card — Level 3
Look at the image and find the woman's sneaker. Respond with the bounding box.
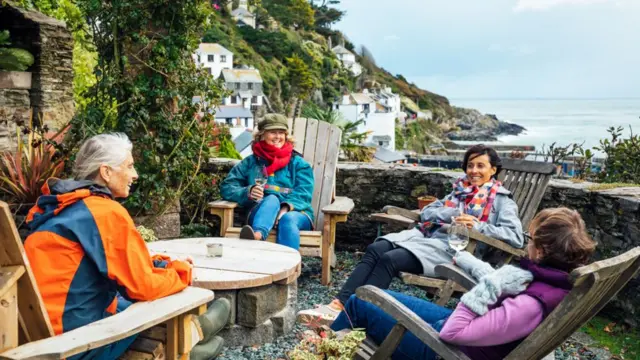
[239,225,257,240]
[296,299,343,327]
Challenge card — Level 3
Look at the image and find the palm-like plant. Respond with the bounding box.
[0,114,67,205]
[301,103,375,162]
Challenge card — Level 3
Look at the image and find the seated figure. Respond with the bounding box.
[24,133,230,360]
[220,113,314,250]
[331,207,596,360]
[302,145,524,322]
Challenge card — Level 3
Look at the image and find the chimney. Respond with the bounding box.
[239,0,248,10]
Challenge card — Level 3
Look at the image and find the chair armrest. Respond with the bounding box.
[208,200,238,209]
[0,287,214,360]
[468,229,527,258]
[434,264,478,291]
[383,206,421,222]
[322,196,354,215]
[355,285,471,360]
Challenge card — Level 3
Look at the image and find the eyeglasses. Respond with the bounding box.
[524,232,533,242]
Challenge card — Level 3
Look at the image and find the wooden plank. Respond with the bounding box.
[165,317,178,360]
[468,229,527,257]
[302,118,319,166]
[521,174,552,229]
[370,324,406,360]
[207,200,238,210]
[0,287,213,360]
[322,196,354,215]
[435,280,457,306]
[501,159,558,174]
[400,272,467,292]
[512,171,529,205]
[161,237,300,254]
[0,284,18,353]
[292,117,307,154]
[219,228,322,247]
[315,123,341,230]
[0,201,54,342]
[194,268,271,290]
[0,266,25,299]
[310,120,332,226]
[518,173,538,219]
[369,213,415,228]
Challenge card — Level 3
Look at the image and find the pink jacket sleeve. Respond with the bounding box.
[439,295,544,346]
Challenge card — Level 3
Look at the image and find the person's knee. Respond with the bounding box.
[262,194,279,205]
[379,253,398,272]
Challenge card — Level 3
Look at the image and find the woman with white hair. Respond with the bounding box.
[24,133,230,360]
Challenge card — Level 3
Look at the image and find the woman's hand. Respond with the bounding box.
[249,185,264,201]
[453,214,478,229]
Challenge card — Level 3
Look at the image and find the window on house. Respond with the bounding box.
[197,55,201,62]
[251,96,258,104]
[235,83,241,90]
[231,96,238,104]
[245,118,249,127]
[221,55,227,62]
[378,141,384,146]
[207,67,212,75]
[208,55,214,62]
[248,83,253,90]
[225,118,233,125]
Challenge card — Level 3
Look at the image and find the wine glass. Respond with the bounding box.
[448,223,470,253]
[254,166,267,202]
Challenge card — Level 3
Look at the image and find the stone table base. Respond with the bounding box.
[215,280,297,347]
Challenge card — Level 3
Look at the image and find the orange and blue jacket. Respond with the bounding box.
[24,178,192,335]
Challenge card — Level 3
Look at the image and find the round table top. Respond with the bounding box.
[147,237,302,290]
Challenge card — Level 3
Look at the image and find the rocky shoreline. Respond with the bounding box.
[446,106,526,141]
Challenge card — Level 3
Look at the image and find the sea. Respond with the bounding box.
[450,99,640,158]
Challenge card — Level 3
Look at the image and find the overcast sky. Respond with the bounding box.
[336,0,640,99]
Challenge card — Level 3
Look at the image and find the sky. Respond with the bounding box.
[335,0,640,99]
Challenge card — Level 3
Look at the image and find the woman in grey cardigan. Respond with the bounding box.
[299,144,524,324]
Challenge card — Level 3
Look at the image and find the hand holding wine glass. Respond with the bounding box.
[252,166,267,202]
[448,223,470,253]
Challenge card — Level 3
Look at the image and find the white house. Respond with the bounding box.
[231,0,256,29]
[221,67,264,109]
[369,87,402,115]
[233,130,254,159]
[213,106,255,139]
[193,43,233,79]
[331,45,362,76]
[332,92,396,150]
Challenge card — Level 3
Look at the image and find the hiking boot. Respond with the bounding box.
[239,225,257,240]
[189,336,224,360]
[193,298,231,341]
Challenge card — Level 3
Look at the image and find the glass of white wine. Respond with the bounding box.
[254,166,267,202]
[448,223,470,253]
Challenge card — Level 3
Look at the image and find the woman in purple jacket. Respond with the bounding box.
[330,207,596,360]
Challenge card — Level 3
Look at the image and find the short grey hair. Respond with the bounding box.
[73,133,133,181]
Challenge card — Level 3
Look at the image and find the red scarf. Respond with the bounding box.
[251,141,294,175]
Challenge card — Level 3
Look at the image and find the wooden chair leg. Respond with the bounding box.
[165,317,179,360]
[435,280,456,306]
[210,208,234,237]
[370,324,406,360]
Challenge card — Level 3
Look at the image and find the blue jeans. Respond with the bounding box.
[248,194,312,250]
[331,290,453,360]
[69,294,138,360]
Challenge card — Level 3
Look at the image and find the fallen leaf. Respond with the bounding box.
[604,322,616,333]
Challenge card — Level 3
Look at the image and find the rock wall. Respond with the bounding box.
[0,3,74,150]
[204,159,640,325]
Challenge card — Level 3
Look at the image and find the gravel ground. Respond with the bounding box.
[217,252,610,360]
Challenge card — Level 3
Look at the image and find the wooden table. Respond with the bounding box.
[146,237,302,290]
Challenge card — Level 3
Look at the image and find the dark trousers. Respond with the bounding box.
[337,240,423,305]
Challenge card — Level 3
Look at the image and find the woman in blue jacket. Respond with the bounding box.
[220,114,314,250]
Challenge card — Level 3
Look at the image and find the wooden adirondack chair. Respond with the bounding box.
[208,117,355,285]
[369,159,558,305]
[354,246,640,360]
[0,201,214,360]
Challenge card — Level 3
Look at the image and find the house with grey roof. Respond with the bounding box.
[231,0,256,28]
[221,67,264,109]
[232,130,254,158]
[192,43,233,79]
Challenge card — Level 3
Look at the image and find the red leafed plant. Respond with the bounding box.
[0,114,68,205]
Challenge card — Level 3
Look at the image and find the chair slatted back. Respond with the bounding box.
[506,247,640,360]
[0,201,54,344]
[496,159,557,229]
[288,118,342,229]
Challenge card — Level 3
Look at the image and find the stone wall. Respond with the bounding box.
[204,159,640,325]
[0,3,74,150]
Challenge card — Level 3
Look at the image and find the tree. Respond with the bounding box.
[66,0,227,217]
[310,0,344,29]
[262,0,315,29]
[286,54,315,101]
